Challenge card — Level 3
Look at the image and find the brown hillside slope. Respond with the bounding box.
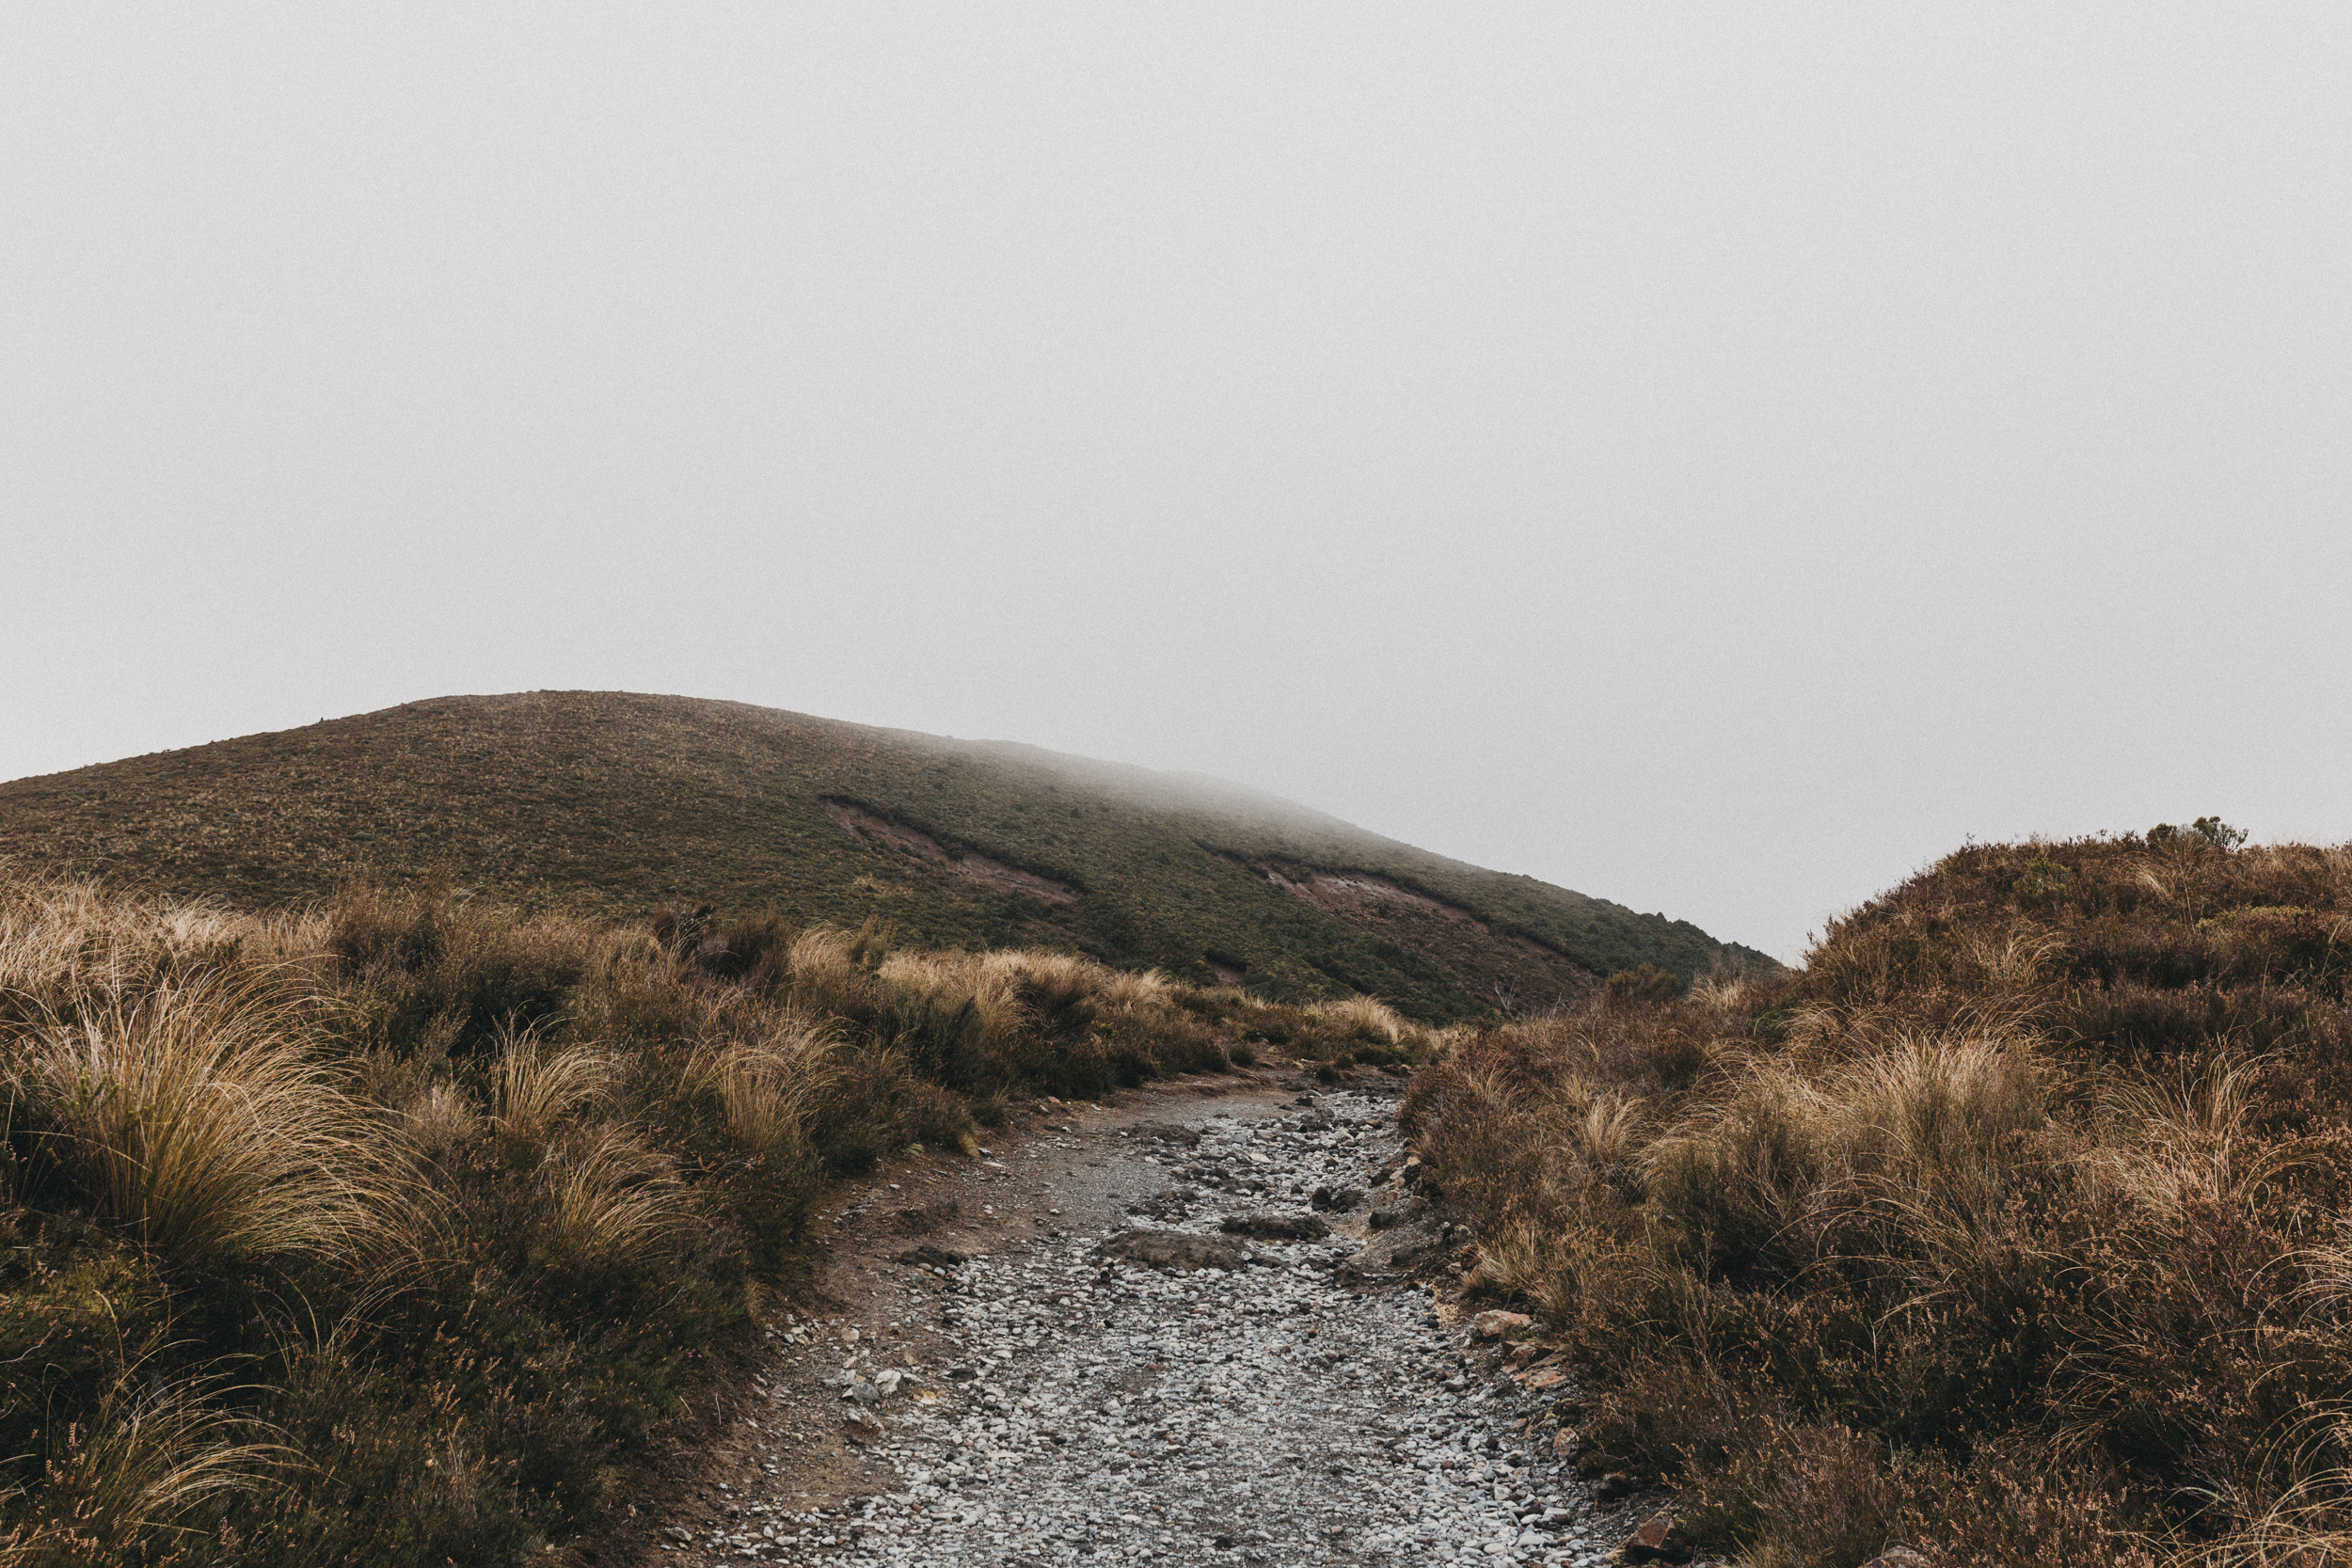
[0,691,1773,1022]
[1405,832,2352,1564]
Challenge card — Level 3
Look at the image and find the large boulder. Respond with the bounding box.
[1621,1512,1694,1565]
[1470,1309,1533,1340]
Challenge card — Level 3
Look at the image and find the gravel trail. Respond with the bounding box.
[639,1079,1673,1568]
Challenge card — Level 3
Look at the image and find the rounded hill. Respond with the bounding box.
[0,691,1773,1020]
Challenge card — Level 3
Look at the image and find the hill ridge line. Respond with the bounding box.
[0,689,1775,1019]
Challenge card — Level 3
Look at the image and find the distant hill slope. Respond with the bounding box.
[0,691,1774,1020]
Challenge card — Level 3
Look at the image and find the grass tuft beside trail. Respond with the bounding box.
[0,876,1438,1565]
[1405,831,2352,1567]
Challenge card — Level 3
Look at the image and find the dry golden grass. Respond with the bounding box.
[2083,1053,2301,1225]
[0,1375,288,1562]
[0,876,263,1022]
[787,924,869,1006]
[682,1012,836,1163]
[878,950,1025,1044]
[540,1123,691,1261]
[1406,833,2352,1567]
[489,1037,617,1148]
[1097,965,1174,1011]
[401,1077,479,1164]
[7,972,400,1270]
[1311,993,1406,1045]
[4,871,1369,1562]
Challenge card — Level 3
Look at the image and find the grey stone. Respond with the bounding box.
[1219,1212,1332,1241]
[1093,1227,1263,1272]
[1387,1233,1441,1267]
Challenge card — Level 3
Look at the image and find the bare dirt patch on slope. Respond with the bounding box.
[1241,861,1599,1015]
[822,800,1079,904]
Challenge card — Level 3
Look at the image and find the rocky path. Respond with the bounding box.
[631,1076,1688,1568]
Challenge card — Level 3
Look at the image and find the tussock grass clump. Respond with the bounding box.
[1218,989,1443,1070]
[1405,832,2352,1566]
[8,974,397,1271]
[489,1037,617,1148]
[1312,993,1406,1045]
[680,1015,834,1164]
[0,873,1311,1563]
[3,1374,289,1564]
[867,946,1267,1094]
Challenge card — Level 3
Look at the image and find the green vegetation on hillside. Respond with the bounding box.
[0,876,1436,1564]
[0,691,1772,1022]
[1405,829,2352,1565]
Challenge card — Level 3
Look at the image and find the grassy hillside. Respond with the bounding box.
[0,875,1441,1565]
[1406,828,2352,1565]
[0,691,1772,1021]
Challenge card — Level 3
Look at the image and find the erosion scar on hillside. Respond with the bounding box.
[1229,857,1599,1013]
[821,800,1080,905]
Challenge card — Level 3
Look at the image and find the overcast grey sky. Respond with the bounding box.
[6,6,2347,961]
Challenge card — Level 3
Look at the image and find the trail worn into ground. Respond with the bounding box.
[612,1072,1687,1568]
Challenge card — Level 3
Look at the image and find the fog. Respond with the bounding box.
[6,6,2348,960]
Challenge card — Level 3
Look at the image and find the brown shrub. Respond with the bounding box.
[1404,834,2352,1564]
[0,876,1279,1562]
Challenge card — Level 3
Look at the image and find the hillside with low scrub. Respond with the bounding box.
[0,691,1773,1022]
[0,875,1436,1565]
[1405,828,2352,1566]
